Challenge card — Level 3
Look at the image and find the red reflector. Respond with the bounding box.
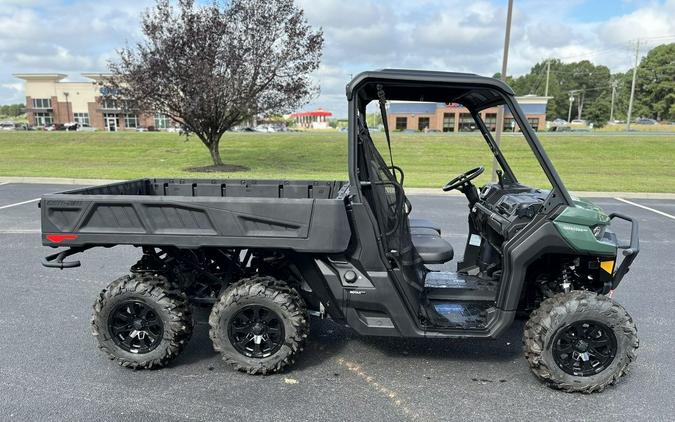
[46,234,79,243]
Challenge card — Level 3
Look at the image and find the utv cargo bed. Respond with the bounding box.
[41,178,351,252]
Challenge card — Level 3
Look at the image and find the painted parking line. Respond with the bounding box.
[0,182,10,186]
[0,198,40,210]
[615,197,675,221]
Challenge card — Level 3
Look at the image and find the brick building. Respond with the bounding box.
[14,73,171,131]
[387,95,550,132]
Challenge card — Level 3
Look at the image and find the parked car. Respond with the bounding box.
[254,125,275,133]
[0,121,15,131]
[77,125,96,132]
[44,123,65,131]
[635,118,657,125]
[63,122,80,131]
[136,127,149,132]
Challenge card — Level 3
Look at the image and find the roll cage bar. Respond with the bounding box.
[346,69,574,211]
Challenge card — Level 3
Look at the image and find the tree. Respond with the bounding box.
[505,59,612,124]
[109,0,323,167]
[0,104,24,117]
[631,43,675,121]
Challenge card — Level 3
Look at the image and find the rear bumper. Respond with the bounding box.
[608,212,640,288]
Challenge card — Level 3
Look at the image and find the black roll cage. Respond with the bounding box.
[346,69,574,212]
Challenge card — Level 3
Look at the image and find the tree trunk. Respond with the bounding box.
[208,139,224,166]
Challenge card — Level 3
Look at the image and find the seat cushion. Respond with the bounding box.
[410,226,441,236]
[409,218,441,234]
[411,233,454,264]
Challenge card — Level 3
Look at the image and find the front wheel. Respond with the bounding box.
[523,290,638,393]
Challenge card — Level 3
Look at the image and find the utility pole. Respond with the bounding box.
[544,59,551,97]
[609,80,618,123]
[567,93,575,123]
[493,0,514,181]
[626,39,640,131]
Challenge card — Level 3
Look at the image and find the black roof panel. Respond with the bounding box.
[346,69,515,111]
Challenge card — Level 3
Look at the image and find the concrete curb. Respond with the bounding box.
[1,176,674,199]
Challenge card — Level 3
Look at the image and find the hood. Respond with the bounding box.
[556,196,610,226]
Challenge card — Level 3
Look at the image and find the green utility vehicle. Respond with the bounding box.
[41,70,639,393]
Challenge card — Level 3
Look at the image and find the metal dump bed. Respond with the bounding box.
[41,178,351,253]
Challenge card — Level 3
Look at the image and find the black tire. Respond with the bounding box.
[91,274,193,369]
[524,290,638,393]
[209,276,308,375]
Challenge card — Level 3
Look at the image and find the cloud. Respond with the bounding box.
[0,0,674,117]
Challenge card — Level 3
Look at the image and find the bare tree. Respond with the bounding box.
[108,0,323,167]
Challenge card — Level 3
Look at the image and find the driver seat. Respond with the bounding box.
[410,227,454,264]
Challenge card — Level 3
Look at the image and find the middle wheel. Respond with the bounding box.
[208,276,309,374]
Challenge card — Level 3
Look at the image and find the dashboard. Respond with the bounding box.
[472,183,549,241]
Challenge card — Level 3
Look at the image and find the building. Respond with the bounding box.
[289,108,333,129]
[13,73,171,131]
[387,95,550,132]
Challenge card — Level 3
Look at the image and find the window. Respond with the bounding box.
[442,113,455,132]
[395,117,407,131]
[101,99,118,109]
[528,117,540,131]
[458,113,476,132]
[32,98,51,109]
[496,102,552,191]
[154,113,169,129]
[124,114,138,128]
[503,117,516,132]
[34,112,53,126]
[484,113,497,131]
[74,113,89,126]
[418,117,430,131]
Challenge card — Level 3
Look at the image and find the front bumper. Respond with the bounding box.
[608,212,640,289]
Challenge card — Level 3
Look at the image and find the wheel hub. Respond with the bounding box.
[108,300,164,354]
[574,339,589,352]
[228,305,285,358]
[551,320,617,377]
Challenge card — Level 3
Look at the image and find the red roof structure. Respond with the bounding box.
[289,108,333,118]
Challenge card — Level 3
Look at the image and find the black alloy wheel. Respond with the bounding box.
[228,305,285,358]
[109,300,164,354]
[524,290,638,393]
[551,320,617,377]
[209,276,309,374]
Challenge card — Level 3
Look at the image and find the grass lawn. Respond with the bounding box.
[0,131,673,192]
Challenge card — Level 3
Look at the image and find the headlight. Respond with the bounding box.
[592,224,606,240]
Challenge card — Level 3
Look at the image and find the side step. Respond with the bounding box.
[429,302,496,329]
[424,271,498,302]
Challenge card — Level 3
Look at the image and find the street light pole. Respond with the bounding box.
[626,39,640,131]
[609,80,618,123]
[493,0,514,181]
[544,59,551,97]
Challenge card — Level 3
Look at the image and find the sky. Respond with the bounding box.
[1,0,674,117]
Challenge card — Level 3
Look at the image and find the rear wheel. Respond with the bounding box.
[524,291,638,393]
[209,276,308,374]
[91,274,193,369]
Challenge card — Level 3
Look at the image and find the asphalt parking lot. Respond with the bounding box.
[1,182,674,421]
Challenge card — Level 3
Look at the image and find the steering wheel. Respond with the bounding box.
[442,166,485,192]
